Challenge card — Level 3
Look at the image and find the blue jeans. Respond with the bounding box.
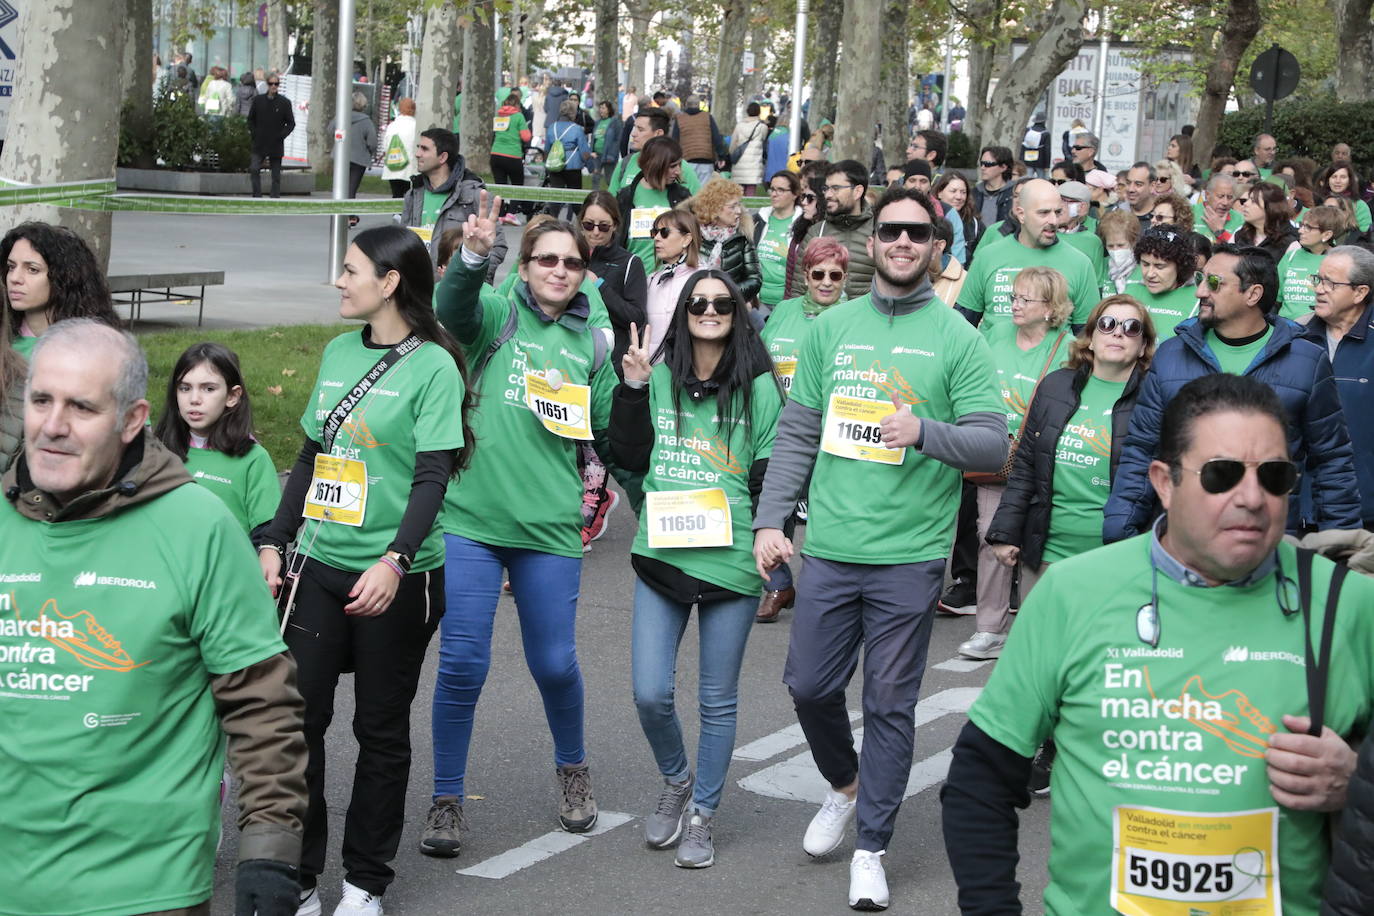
[631,578,757,816]
[432,534,585,798]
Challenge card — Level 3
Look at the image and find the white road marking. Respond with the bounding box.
[735,687,981,805]
[733,710,863,761]
[932,657,994,673]
[456,811,635,879]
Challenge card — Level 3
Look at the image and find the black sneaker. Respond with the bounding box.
[937,579,977,616]
[1029,741,1055,796]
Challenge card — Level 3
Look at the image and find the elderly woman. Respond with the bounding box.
[1277,204,1342,318]
[1147,191,1194,233]
[958,266,1073,661]
[689,177,762,307]
[1123,224,1198,341]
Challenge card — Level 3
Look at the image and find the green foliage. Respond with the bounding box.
[152,84,209,170]
[947,129,977,168]
[117,101,153,168]
[141,323,355,470]
[205,115,253,172]
[1218,100,1374,176]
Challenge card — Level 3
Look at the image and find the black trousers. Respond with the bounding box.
[347,162,366,199]
[950,480,980,585]
[388,179,409,199]
[285,557,444,895]
[249,153,283,198]
[547,168,583,190]
[490,154,525,215]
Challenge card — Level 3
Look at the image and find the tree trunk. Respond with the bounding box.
[415,3,461,132]
[880,0,910,156]
[625,1,652,95]
[675,26,694,102]
[808,0,842,124]
[1332,0,1374,102]
[1191,0,1261,169]
[460,8,495,176]
[832,0,881,164]
[743,19,767,103]
[713,0,750,137]
[511,0,547,84]
[120,0,155,169]
[308,0,338,174]
[976,0,1087,151]
[267,0,289,73]
[961,0,1001,144]
[0,0,123,267]
[594,0,618,108]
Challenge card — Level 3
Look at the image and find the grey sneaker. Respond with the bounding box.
[556,763,598,832]
[417,795,465,858]
[645,774,694,848]
[674,810,714,868]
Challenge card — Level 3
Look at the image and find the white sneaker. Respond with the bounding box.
[296,887,322,916]
[333,881,383,916]
[803,788,857,856]
[848,849,890,910]
[958,631,1007,660]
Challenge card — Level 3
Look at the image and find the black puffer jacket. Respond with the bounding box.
[588,242,648,374]
[1323,727,1374,915]
[1235,222,1299,264]
[986,364,1142,569]
[699,233,762,302]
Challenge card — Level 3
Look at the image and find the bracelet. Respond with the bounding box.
[258,543,285,557]
[378,555,406,578]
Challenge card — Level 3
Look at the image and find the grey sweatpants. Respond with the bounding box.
[782,555,943,851]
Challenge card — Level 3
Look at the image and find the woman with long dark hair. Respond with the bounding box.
[580,189,647,370]
[1235,182,1297,262]
[257,225,474,916]
[611,268,784,868]
[2,221,119,357]
[1317,160,1371,233]
[933,171,984,266]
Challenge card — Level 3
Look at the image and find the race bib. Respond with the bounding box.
[820,393,905,465]
[525,371,593,440]
[645,488,733,548]
[409,226,433,243]
[773,357,798,393]
[630,207,669,239]
[493,115,512,132]
[303,454,368,527]
[1111,805,1279,915]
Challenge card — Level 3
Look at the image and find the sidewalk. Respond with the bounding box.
[109,207,517,334]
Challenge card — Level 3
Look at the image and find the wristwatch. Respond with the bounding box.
[385,550,413,573]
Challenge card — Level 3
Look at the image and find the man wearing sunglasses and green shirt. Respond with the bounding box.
[944,372,1374,916]
[1104,243,1361,542]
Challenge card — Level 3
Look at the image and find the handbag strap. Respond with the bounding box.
[1296,547,1348,737]
[1018,329,1069,424]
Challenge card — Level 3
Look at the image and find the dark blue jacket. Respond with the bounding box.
[1103,315,1362,540]
[1303,301,1374,529]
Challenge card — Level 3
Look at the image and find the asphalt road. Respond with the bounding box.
[207,516,1052,916]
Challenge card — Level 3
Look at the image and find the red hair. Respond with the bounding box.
[802,237,849,272]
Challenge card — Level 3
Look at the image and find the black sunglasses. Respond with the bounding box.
[526,253,586,271]
[1071,144,1092,151]
[1096,315,1143,337]
[800,193,817,204]
[650,226,681,239]
[685,295,736,316]
[580,220,614,233]
[875,222,934,244]
[979,159,1000,168]
[1178,458,1300,496]
[267,81,280,87]
[1049,177,1068,185]
[809,268,845,282]
[1233,170,1257,178]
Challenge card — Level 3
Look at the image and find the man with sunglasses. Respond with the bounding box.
[1232,159,1259,198]
[789,160,875,300]
[755,186,1007,911]
[246,74,295,198]
[1070,132,1105,173]
[944,373,1374,916]
[1303,245,1374,530]
[957,179,1100,334]
[1104,243,1361,543]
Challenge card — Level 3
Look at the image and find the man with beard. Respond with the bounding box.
[752,187,1008,911]
[398,127,506,277]
[1104,243,1361,541]
[790,160,877,299]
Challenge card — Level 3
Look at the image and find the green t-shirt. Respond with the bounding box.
[436,262,617,557]
[1356,199,1372,233]
[756,212,794,307]
[957,238,1100,334]
[625,182,671,273]
[1277,246,1323,318]
[1207,326,1273,375]
[1191,202,1244,241]
[299,330,466,572]
[182,443,280,536]
[632,365,783,595]
[593,117,611,155]
[788,295,1004,564]
[609,150,703,195]
[1124,282,1199,342]
[760,295,826,398]
[451,93,462,132]
[496,269,612,330]
[1042,375,1124,562]
[12,334,34,358]
[1057,229,1106,292]
[969,536,1374,916]
[0,480,287,915]
[491,109,527,160]
[421,189,446,229]
[984,322,1070,437]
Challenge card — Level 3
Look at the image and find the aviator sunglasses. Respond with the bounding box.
[685,295,736,316]
[1176,458,1300,496]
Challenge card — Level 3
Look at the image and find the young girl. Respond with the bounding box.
[611,269,784,868]
[155,342,279,538]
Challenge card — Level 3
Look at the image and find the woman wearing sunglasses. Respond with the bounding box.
[754,237,849,622]
[579,190,648,371]
[422,193,619,858]
[1235,182,1297,263]
[610,269,784,868]
[1124,224,1199,342]
[643,208,703,357]
[616,135,692,272]
[781,164,827,298]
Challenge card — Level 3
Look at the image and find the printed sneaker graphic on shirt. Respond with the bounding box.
[867,362,926,408]
[342,413,387,449]
[1146,667,1276,759]
[26,598,151,673]
[689,427,745,475]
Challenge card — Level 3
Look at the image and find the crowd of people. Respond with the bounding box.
[5,79,1374,916]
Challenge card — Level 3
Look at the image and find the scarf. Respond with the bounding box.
[655,253,689,285]
[801,290,843,318]
[700,224,734,270]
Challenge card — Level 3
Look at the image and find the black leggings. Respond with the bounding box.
[490,154,525,215]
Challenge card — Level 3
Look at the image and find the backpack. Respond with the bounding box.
[546,125,571,171]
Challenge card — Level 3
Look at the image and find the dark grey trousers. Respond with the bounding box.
[783,555,943,852]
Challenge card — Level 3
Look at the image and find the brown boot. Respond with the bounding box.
[755,586,796,623]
